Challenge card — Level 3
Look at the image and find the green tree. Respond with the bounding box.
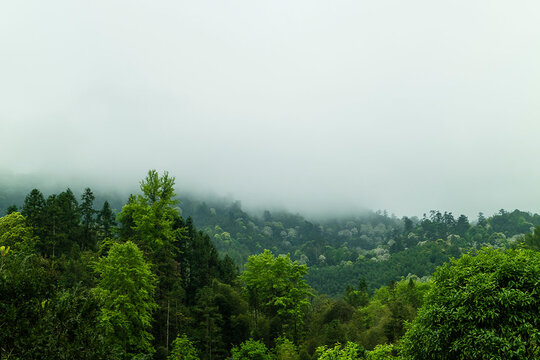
[40,285,112,360]
[21,188,47,247]
[97,200,116,240]
[344,279,370,308]
[0,249,57,359]
[518,225,540,251]
[365,344,395,360]
[80,187,97,250]
[117,170,180,252]
[93,241,158,358]
[21,188,46,228]
[231,339,273,360]
[316,342,364,360]
[241,249,312,340]
[455,214,470,237]
[400,248,540,360]
[6,204,17,214]
[169,334,199,360]
[0,212,35,251]
[117,171,192,355]
[275,337,299,360]
[43,189,81,256]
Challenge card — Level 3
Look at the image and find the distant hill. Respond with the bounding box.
[2,179,538,296]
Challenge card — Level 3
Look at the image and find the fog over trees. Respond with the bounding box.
[1,1,539,359]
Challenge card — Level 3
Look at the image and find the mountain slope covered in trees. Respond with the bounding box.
[1,172,539,359]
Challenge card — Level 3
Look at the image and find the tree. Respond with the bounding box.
[21,188,47,246]
[315,342,364,360]
[400,248,540,359]
[0,212,35,251]
[43,189,81,256]
[0,249,57,359]
[275,337,299,360]
[117,170,181,252]
[169,334,199,360]
[80,187,96,250]
[477,212,487,227]
[518,225,540,251]
[344,279,370,308]
[455,214,470,237]
[39,285,112,360]
[93,241,158,358]
[241,249,312,340]
[97,200,116,240]
[21,188,46,227]
[231,339,272,360]
[6,204,17,214]
[365,344,395,360]
[191,280,250,360]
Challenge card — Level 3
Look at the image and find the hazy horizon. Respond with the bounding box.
[2,1,540,219]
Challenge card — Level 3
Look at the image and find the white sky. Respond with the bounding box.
[1,1,540,217]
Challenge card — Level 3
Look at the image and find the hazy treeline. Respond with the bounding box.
[1,172,538,359]
[180,199,540,295]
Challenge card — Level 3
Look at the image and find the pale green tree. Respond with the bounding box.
[0,212,35,251]
[275,337,299,360]
[231,339,272,360]
[241,249,312,339]
[93,241,158,358]
[316,342,364,360]
[117,170,181,252]
[168,334,199,360]
[365,344,395,359]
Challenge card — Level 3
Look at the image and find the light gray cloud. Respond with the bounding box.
[1,1,540,217]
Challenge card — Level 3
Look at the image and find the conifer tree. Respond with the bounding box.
[97,200,116,240]
[80,187,96,250]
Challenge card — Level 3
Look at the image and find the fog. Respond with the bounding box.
[1,1,540,218]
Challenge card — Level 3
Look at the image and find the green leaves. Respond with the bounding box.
[400,248,540,360]
[93,241,158,357]
[117,170,181,252]
[231,339,273,360]
[241,250,312,339]
[0,212,36,251]
[168,334,199,360]
[316,341,364,360]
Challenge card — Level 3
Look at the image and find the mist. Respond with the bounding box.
[1,1,540,218]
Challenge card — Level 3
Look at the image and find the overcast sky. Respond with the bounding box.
[1,1,540,217]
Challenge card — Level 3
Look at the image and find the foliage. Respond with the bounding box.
[275,337,299,360]
[517,225,540,251]
[39,285,112,360]
[93,241,158,357]
[168,334,199,360]
[231,339,273,360]
[97,200,116,240]
[0,249,57,359]
[241,249,312,339]
[315,341,364,360]
[117,170,181,252]
[365,344,395,359]
[400,248,540,360]
[3,177,540,359]
[0,212,35,251]
[80,187,97,250]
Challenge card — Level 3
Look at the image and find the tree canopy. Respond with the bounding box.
[93,241,158,358]
[400,248,540,360]
[241,249,312,340]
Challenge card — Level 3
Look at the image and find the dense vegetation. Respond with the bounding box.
[1,171,538,359]
[180,200,540,295]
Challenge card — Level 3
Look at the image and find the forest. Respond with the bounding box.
[0,170,538,360]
